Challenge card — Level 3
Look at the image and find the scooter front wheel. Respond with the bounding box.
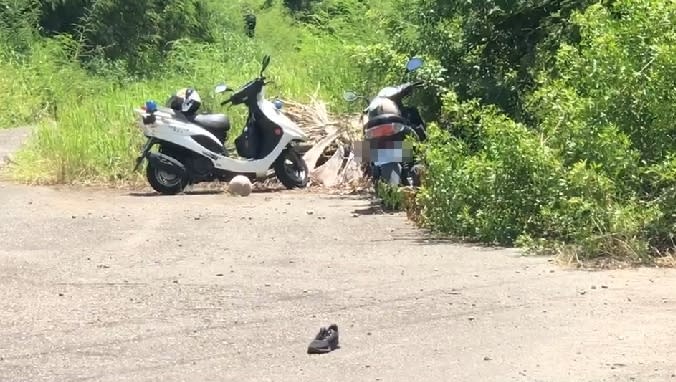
[146,161,188,195]
[274,147,309,189]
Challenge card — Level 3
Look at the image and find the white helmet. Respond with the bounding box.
[168,87,202,114]
[181,88,202,114]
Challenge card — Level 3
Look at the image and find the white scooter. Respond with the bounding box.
[133,55,309,195]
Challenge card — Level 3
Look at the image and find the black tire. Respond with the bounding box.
[377,162,402,186]
[146,160,188,195]
[274,147,308,189]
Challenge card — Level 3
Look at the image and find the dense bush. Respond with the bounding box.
[37,0,216,74]
[378,0,599,121]
[417,0,675,261]
[418,97,565,245]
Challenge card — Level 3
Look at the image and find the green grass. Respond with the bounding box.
[1,2,375,184]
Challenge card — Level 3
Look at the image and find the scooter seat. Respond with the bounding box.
[193,114,231,143]
[365,113,408,129]
[194,113,230,131]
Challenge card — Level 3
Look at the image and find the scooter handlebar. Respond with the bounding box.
[219,78,271,107]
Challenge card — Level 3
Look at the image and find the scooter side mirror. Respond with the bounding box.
[343,91,360,102]
[260,54,271,76]
[406,57,424,72]
[214,84,230,94]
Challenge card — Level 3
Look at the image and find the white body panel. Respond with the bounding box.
[137,106,223,149]
[134,89,307,177]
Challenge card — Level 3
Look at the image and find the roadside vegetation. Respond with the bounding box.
[1,0,673,263]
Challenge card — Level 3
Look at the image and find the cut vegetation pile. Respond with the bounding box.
[280,97,368,190]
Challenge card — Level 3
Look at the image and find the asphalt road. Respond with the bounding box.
[1,127,675,382]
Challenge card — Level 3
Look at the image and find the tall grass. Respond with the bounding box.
[2,1,376,184]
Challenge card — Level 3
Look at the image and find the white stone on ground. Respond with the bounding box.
[227,175,252,196]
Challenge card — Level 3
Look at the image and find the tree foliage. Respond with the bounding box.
[377,0,602,120]
[9,0,216,73]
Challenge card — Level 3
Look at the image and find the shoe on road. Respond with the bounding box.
[307,324,339,354]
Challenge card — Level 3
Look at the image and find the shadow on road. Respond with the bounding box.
[351,204,385,216]
[128,187,293,197]
[371,233,512,250]
[351,201,405,216]
[128,190,225,197]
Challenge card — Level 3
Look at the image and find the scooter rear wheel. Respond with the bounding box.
[274,147,308,189]
[375,162,402,187]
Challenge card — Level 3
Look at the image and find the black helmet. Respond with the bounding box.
[167,87,202,115]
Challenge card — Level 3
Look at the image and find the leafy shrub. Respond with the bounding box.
[380,0,597,121]
[642,157,676,254]
[346,43,448,119]
[528,0,675,166]
[418,97,564,245]
[375,181,404,211]
[417,0,675,262]
[0,0,40,53]
[419,90,672,261]
[38,0,215,74]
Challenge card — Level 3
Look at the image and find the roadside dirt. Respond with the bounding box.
[0,127,31,172]
[1,127,675,382]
